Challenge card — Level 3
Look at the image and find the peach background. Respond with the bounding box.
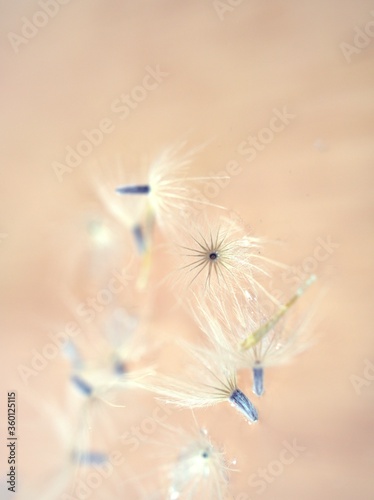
[1,1,374,499]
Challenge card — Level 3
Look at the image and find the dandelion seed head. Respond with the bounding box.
[175,216,284,298]
[155,424,231,500]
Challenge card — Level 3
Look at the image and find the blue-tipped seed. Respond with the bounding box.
[71,375,93,397]
[72,451,108,465]
[132,224,146,255]
[113,359,127,375]
[229,388,258,423]
[116,185,150,195]
[253,365,264,396]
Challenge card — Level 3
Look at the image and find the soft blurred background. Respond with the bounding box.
[1,0,374,499]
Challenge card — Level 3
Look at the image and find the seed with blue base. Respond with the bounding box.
[132,224,146,254]
[116,185,150,195]
[252,364,264,397]
[229,388,258,423]
[72,451,108,465]
[71,375,93,397]
[113,360,127,375]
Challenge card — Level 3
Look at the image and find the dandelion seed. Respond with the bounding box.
[245,309,316,396]
[92,157,151,257]
[146,341,258,424]
[69,358,153,407]
[114,141,228,234]
[191,279,317,396]
[61,361,152,496]
[165,426,231,499]
[146,418,234,500]
[23,395,112,499]
[240,274,316,351]
[176,216,286,301]
[95,158,157,288]
[64,314,154,411]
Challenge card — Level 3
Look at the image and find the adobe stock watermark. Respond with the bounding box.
[350,359,374,395]
[60,449,125,500]
[75,266,133,323]
[181,105,295,220]
[17,265,132,385]
[236,439,307,499]
[237,106,295,163]
[340,10,374,63]
[256,233,339,320]
[120,401,173,452]
[17,321,82,385]
[179,159,244,220]
[52,64,169,183]
[281,235,339,285]
[7,0,73,54]
[212,0,246,21]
